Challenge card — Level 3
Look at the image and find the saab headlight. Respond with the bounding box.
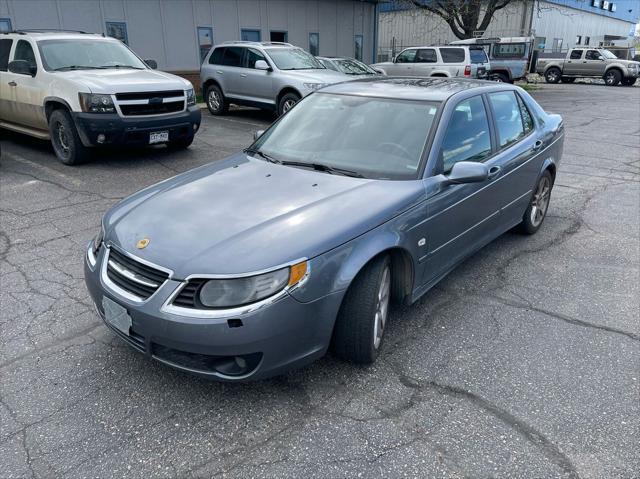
[198,261,307,308]
[92,226,104,254]
[79,93,115,113]
[186,88,196,106]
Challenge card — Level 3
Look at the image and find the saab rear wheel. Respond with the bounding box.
[545,68,561,84]
[332,255,391,364]
[518,171,553,235]
[603,69,621,86]
[48,109,89,165]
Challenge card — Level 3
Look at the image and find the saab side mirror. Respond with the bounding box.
[145,59,158,69]
[253,130,265,140]
[255,60,271,71]
[446,161,489,184]
[8,60,36,77]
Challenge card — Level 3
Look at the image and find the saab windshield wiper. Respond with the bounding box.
[279,160,365,178]
[243,148,281,164]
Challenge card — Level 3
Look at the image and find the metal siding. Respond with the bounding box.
[212,0,240,46]
[102,0,125,21]
[125,0,167,68]
[161,0,199,70]
[194,0,213,27]
[8,0,61,29]
[267,0,288,31]
[286,0,307,49]
[57,0,102,32]
[337,1,353,57]
[318,0,337,56]
[238,0,260,31]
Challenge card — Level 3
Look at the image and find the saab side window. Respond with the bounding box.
[395,49,416,63]
[439,95,492,174]
[14,40,37,73]
[245,48,266,69]
[569,49,582,60]
[516,93,534,133]
[415,49,436,63]
[488,91,526,148]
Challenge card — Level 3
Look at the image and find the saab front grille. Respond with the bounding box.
[172,279,207,308]
[106,248,169,300]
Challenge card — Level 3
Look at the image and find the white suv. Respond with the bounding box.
[0,30,201,165]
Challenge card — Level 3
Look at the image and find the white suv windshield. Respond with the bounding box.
[38,39,146,71]
[251,93,439,180]
[264,48,325,70]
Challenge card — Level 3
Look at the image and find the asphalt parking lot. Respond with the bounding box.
[1,83,639,479]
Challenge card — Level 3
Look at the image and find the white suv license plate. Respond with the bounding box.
[102,296,132,336]
[149,131,169,144]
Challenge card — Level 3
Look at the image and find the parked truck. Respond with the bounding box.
[536,47,639,86]
[450,36,534,83]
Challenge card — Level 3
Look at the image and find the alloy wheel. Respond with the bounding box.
[208,90,221,111]
[282,99,296,113]
[530,176,551,227]
[373,266,391,350]
[55,122,70,158]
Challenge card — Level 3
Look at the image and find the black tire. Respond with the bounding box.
[277,92,300,116]
[603,69,621,86]
[544,68,561,84]
[518,170,553,235]
[167,135,194,150]
[48,109,90,165]
[493,72,509,83]
[205,84,228,115]
[621,77,637,86]
[332,255,391,364]
[561,76,576,83]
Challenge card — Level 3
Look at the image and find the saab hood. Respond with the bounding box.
[104,154,424,277]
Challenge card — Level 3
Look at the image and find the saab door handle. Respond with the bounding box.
[8,81,17,86]
[240,73,247,77]
[488,166,502,179]
[532,139,544,151]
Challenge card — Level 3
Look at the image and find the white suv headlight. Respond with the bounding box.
[79,93,115,113]
[186,88,196,106]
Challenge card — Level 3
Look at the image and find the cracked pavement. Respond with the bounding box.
[1,84,638,478]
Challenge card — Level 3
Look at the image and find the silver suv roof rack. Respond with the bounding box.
[221,40,293,47]
[11,29,93,34]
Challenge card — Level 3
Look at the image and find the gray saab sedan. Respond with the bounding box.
[84,78,564,381]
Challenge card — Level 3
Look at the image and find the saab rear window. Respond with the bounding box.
[0,39,12,71]
[488,91,526,148]
[470,49,488,64]
[439,48,465,63]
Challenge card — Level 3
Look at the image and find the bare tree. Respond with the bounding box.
[398,0,524,39]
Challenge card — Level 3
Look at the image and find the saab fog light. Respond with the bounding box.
[97,134,106,143]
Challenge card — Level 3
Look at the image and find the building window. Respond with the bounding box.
[197,27,213,62]
[106,22,128,44]
[610,3,616,11]
[584,36,590,46]
[552,38,563,53]
[601,1,609,9]
[270,31,287,43]
[241,29,261,42]
[591,0,601,6]
[309,33,319,56]
[0,18,11,33]
[354,34,363,61]
[575,35,582,45]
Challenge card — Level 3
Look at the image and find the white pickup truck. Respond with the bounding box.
[0,30,201,164]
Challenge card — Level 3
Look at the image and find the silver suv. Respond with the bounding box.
[200,42,348,116]
[372,45,490,79]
